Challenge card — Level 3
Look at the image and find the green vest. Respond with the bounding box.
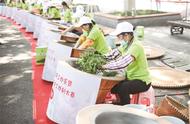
[16,3,22,8]
[83,25,109,54]
[63,9,72,23]
[21,3,28,10]
[119,39,151,84]
[47,7,61,19]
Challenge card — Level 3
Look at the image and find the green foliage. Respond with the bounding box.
[76,49,106,74]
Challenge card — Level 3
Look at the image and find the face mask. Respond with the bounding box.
[120,40,128,47]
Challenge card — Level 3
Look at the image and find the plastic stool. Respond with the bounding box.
[130,86,155,106]
[130,93,140,104]
[104,86,155,106]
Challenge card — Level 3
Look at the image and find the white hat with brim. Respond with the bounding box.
[75,16,92,27]
[110,22,134,36]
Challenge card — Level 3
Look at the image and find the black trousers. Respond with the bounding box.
[111,79,151,105]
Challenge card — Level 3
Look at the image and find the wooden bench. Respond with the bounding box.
[168,20,190,35]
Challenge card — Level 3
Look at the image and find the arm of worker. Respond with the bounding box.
[74,35,86,48]
[104,48,121,61]
[102,54,134,70]
[78,38,94,49]
[62,25,75,35]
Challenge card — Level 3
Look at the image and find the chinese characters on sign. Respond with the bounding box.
[52,72,75,98]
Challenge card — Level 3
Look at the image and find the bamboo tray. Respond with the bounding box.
[156,96,188,121]
[149,67,190,88]
[96,77,124,103]
[70,48,85,58]
[144,46,165,59]
[60,32,79,43]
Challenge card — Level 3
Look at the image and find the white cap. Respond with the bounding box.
[110,22,134,36]
[77,16,92,27]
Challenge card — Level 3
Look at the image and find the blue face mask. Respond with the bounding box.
[120,40,128,47]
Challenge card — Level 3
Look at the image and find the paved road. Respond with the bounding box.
[145,26,190,57]
[143,26,190,109]
[0,18,33,124]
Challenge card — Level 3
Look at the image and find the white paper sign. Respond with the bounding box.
[11,8,15,19]
[12,8,17,20]
[46,60,101,124]
[2,6,7,16]
[42,42,72,82]
[3,6,7,17]
[26,13,36,32]
[33,16,44,39]
[19,10,27,27]
[6,7,11,17]
[37,21,59,46]
[0,6,2,15]
[15,9,22,24]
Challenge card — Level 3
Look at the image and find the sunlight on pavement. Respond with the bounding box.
[1,35,23,42]
[1,75,23,86]
[0,52,32,64]
[23,70,32,74]
[5,94,22,105]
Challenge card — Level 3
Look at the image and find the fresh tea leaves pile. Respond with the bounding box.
[102,71,118,77]
[76,49,118,77]
[76,49,106,74]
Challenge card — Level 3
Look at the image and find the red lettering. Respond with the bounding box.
[60,76,63,83]
[70,92,75,98]
[50,89,54,99]
[58,86,61,91]
[61,87,66,93]
[64,78,67,85]
[66,90,70,96]
[67,80,72,87]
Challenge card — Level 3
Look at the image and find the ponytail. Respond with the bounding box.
[91,20,96,25]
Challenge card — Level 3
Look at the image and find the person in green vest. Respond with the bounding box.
[47,6,61,19]
[16,0,28,10]
[7,0,16,7]
[16,1,22,8]
[29,1,43,14]
[74,16,109,54]
[102,22,151,105]
[60,0,72,23]
[21,0,28,10]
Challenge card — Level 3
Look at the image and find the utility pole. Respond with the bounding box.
[123,0,136,16]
